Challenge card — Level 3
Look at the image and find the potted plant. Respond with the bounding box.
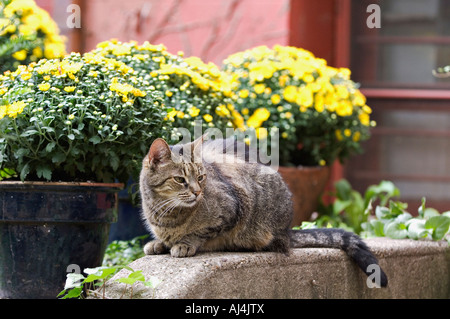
[222,45,375,225]
[84,40,243,241]
[0,42,171,297]
[0,0,66,73]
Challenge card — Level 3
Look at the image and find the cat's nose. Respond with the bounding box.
[193,190,202,197]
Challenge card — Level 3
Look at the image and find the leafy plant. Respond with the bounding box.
[315,179,450,243]
[0,50,170,184]
[58,265,161,299]
[362,198,450,242]
[316,179,400,234]
[92,40,242,141]
[103,235,149,267]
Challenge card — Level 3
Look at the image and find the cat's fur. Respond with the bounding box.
[140,137,388,287]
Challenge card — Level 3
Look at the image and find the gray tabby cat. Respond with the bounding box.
[139,136,388,287]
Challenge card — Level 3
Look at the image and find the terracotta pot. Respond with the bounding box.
[278,166,330,227]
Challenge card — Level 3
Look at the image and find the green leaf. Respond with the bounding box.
[418,197,426,218]
[59,287,83,299]
[19,163,30,181]
[116,270,146,285]
[423,208,440,219]
[89,135,101,145]
[425,216,450,240]
[67,134,75,141]
[370,219,385,237]
[51,152,66,164]
[384,221,408,239]
[406,219,430,240]
[335,179,352,200]
[20,129,39,137]
[36,165,52,180]
[84,266,118,283]
[45,142,56,153]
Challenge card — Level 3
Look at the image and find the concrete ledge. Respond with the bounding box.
[101,238,450,299]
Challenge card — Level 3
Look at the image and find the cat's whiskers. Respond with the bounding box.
[151,197,179,219]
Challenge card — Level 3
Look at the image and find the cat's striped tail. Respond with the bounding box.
[289,228,388,287]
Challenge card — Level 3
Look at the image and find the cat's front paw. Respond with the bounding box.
[144,240,168,255]
[170,243,197,257]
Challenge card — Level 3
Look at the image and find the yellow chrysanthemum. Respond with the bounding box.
[5,101,27,118]
[38,82,50,91]
[203,114,213,123]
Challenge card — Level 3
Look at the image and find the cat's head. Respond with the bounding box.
[141,136,206,208]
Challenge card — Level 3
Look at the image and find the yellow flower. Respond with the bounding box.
[38,82,50,91]
[336,100,353,117]
[255,127,268,139]
[285,111,293,119]
[254,83,265,94]
[335,85,349,99]
[21,72,32,81]
[281,132,288,139]
[296,87,313,107]
[283,85,297,103]
[319,159,326,166]
[353,90,366,106]
[241,108,249,115]
[109,78,146,99]
[6,101,27,118]
[353,131,361,142]
[247,107,270,128]
[188,106,200,117]
[344,129,352,137]
[177,111,185,118]
[271,94,281,105]
[0,105,7,119]
[335,129,343,141]
[64,86,76,93]
[203,114,213,123]
[239,89,249,99]
[359,112,370,126]
[165,90,173,97]
[215,104,230,117]
[12,50,27,61]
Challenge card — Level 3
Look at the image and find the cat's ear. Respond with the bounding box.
[192,132,208,152]
[148,138,172,167]
[191,133,208,162]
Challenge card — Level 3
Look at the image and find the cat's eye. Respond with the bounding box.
[197,174,205,182]
[173,176,185,183]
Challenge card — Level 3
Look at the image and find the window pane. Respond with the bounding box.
[351,0,450,88]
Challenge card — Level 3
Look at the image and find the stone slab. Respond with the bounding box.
[99,238,450,299]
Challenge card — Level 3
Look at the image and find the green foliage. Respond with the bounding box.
[103,235,148,267]
[58,265,161,299]
[0,51,170,184]
[362,198,450,241]
[315,179,450,243]
[316,179,400,234]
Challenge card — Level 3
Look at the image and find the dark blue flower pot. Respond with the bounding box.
[0,181,122,299]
